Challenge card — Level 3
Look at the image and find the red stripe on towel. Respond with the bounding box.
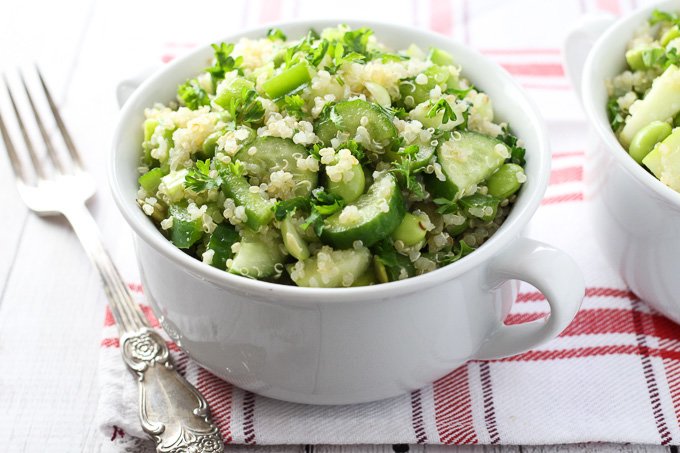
[433,366,478,444]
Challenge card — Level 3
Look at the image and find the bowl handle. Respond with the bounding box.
[116,66,158,108]
[563,14,616,100]
[474,237,584,360]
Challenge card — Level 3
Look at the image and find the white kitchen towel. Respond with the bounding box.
[95,0,680,449]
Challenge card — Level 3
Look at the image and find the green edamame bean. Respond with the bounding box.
[326,164,366,203]
[629,120,672,164]
[487,163,525,199]
[391,212,427,246]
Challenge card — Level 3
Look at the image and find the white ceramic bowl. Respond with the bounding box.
[565,1,680,324]
[110,20,584,405]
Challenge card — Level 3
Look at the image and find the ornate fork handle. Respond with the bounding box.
[64,204,224,453]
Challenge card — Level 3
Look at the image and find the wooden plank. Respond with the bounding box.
[522,444,670,452]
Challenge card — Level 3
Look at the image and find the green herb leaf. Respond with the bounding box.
[433,197,459,214]
[185,159,222,192]
[342,27,374,56]
[267,28,287,41]
[606,97,625,133]
[650,9,680,25]
[426,240,475,266]
[279,94,306,119]
[229,88,265,125]
[426,99,457,124]
[273,197,310,220]
[498,126,527,166]
[300,188,345,236]
[206,42,242,81]
[177,79,210,110]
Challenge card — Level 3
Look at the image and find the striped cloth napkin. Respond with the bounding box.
[95,0,680,449]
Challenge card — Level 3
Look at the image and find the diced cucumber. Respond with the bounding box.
[200,129,225,159]
[280,215,310,260]
[214,77,255,110]
[399,65,451,107]
[315,99,398,151]
[220,171,274,231]
[143,119,159,142]
[620,65,680,148]
[235,136,318,197]
[428,48,455,66]
[206,223,240,270]
[326,163,365,203]
[229,231,285,278]
[643,143,663,176]
[262,62,311,99]
[364,81,392,107]
[159,169,188,203]
[351,267,378,286]
[289,246,371,287]
[138,168,166,194]
[321,173,405,248]
[662,26,680,47]
[428,131,508,199]
[459,193,500,222]
[168,204,203,249]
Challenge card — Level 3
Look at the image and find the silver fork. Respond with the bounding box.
[0,68,224,453]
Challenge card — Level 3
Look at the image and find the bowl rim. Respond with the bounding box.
[581,0,680,207]
[108,19,551,303]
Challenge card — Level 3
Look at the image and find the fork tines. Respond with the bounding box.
[0,67,84,184]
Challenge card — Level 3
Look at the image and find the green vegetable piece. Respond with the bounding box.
[428,47,455,66]
[625,48,648,71]
[177,79,210,110]
[262,62,311,99]
[214,77,255,110]
[143,119,159,142]
[373,256,389,283]
[619,64,680,148]
[642,128,680,191]
[229,231,285,278]
[315,99,398,151]
[168,204,203,249]
[235,136,318,197]
[289,247,371,287]
[220,170,274,231]
[459,193,501,223]
[399,65,451,107]
[391,212,427,246]
[428,131,508,199]
[487,163,526,199]
[160,169,188,203]
[138,168,165,194]
[321,173,405,249]
[281,215,310,260]
[372,239,417,282]
[629,120,672,163]
[351,267,378,286]
[200,130,224,159]
[326,163,365,203]
[206,224,240,270]
[446,216,470,237]
[661,25,680,46]
[364,81,392,107]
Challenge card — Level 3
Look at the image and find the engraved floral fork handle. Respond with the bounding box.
[0,68,224,453]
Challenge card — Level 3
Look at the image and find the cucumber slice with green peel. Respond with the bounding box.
[383,144,435,171]
[315,99,398,151]
[229,231,285,278]
[326,163,365,203]
[280,215,310,260]
[235,136,318,197]
[428,131,508,199]
[220,171,274,231]
[321,173,405,249]
[288,246,371,287]
[643,128,680,191]
[205,223,240,270]
[168,204,203,249]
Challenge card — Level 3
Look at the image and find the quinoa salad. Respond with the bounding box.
[607,9,680,192]
[136,25,527,287]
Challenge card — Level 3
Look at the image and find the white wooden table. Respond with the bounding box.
[0,0,673,451]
